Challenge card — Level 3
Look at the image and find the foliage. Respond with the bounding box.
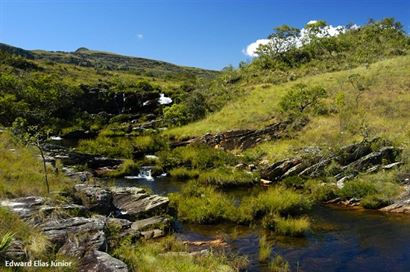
[269,255,291,272]
[258,235,272,262]
[279,84,327,116]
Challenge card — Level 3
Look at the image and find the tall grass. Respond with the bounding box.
[198,168,258,187]
[113,236,248,272]
[0,132,71,198]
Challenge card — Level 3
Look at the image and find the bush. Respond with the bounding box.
[279,84,327,116]
[304,179,337,202]
[282,176,306,189]
[104,159,140,178]
[337,179,378,199]
[361,194,393,209]
[198,168,258,187]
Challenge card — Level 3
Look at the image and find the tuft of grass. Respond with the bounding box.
[264,215,311,237]
[304,179,337,202]
[159,144,238,170]
[113,236,248,272]
[169,181,236,224]
[269,255,291,272]
[237,186,312,223]
[77,134,165,159]
[198,167,258,187]
[258,235,272,263]
[104,159,140,178]
[361,194,393,209]
[169,167,200,180]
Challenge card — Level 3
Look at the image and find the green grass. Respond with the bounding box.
[269,255,291,272]
[169,182,236,224]
[77,134,165,159]
[113,236,247,272]
[104,159,140,178]
[237,186,312,223]
[258,235,272,262]
[169,167,200,180]
[198,167,258,187]
[166,56,410,160]
[159,144,238,170]
[0,131,72,198]
[263,215,311,237]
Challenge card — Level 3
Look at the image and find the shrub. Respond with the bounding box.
[279,84,327,116]
[361,194,393,209]
[337,179,378,199]
[104,159,140,178]
[304,179,337,202]
[282,176,306,189]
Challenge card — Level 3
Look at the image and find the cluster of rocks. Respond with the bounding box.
[0,185,171,272]
[172,119,306,150]
[261,139,402,188]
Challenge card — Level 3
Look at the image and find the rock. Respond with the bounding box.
[342,146,398,172]
[107,218,133,230]
[183,238,228,248]
[0,196,44,219]
[130,216,170,232]
[262,158,302,181]
[38,216,106,247]
[79,250,128,272]
[298,158,333,177]
[58,230,106,258]
[140,229,165,239]
[261,179,272,185]
[160,249,210,258]
[111,187,169,220]
[336,175,354,189]
[380,189,410,213]
[383,161,403,170]
[74,185,113,213]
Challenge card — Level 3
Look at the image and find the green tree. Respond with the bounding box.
[279,84,327,116]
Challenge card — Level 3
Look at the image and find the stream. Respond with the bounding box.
[116,175,410,272]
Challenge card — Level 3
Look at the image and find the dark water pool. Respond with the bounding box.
[115,177,410,272]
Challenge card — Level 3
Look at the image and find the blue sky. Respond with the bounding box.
[0,0,409,70]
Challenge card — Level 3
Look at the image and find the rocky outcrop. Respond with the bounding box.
[261,139,402,183]
[111,187,169,220]
[172,119,307,150]
[380,187,410,214]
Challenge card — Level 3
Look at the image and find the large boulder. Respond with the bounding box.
[74,184,113,213]
[111,187,169,220]
[38,216,106,247]
[131,216,170,232]
[79,250,128,272]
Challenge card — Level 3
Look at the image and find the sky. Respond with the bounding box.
[0,0,409,70]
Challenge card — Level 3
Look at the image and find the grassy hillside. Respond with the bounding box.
[167,54,410,161]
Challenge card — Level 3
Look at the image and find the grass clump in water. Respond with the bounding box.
[169,181,236,224]
[169,167,200,180]
[269,255,291,272]
[237,186,312,223]
[258,235,272,262]
[159,144,238,170]
[113,236,248,272]
[262,214,310,237]
[198,167,259,187]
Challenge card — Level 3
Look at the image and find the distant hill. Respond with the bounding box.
[0,43,218,79]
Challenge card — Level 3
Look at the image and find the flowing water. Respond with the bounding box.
[116,175,410,272]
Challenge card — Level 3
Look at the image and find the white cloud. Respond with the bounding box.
[244,39,272,57]
[244,20,357,57]
[137,34,144,39]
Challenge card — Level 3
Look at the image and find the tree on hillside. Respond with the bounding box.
[279,84,327,116]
